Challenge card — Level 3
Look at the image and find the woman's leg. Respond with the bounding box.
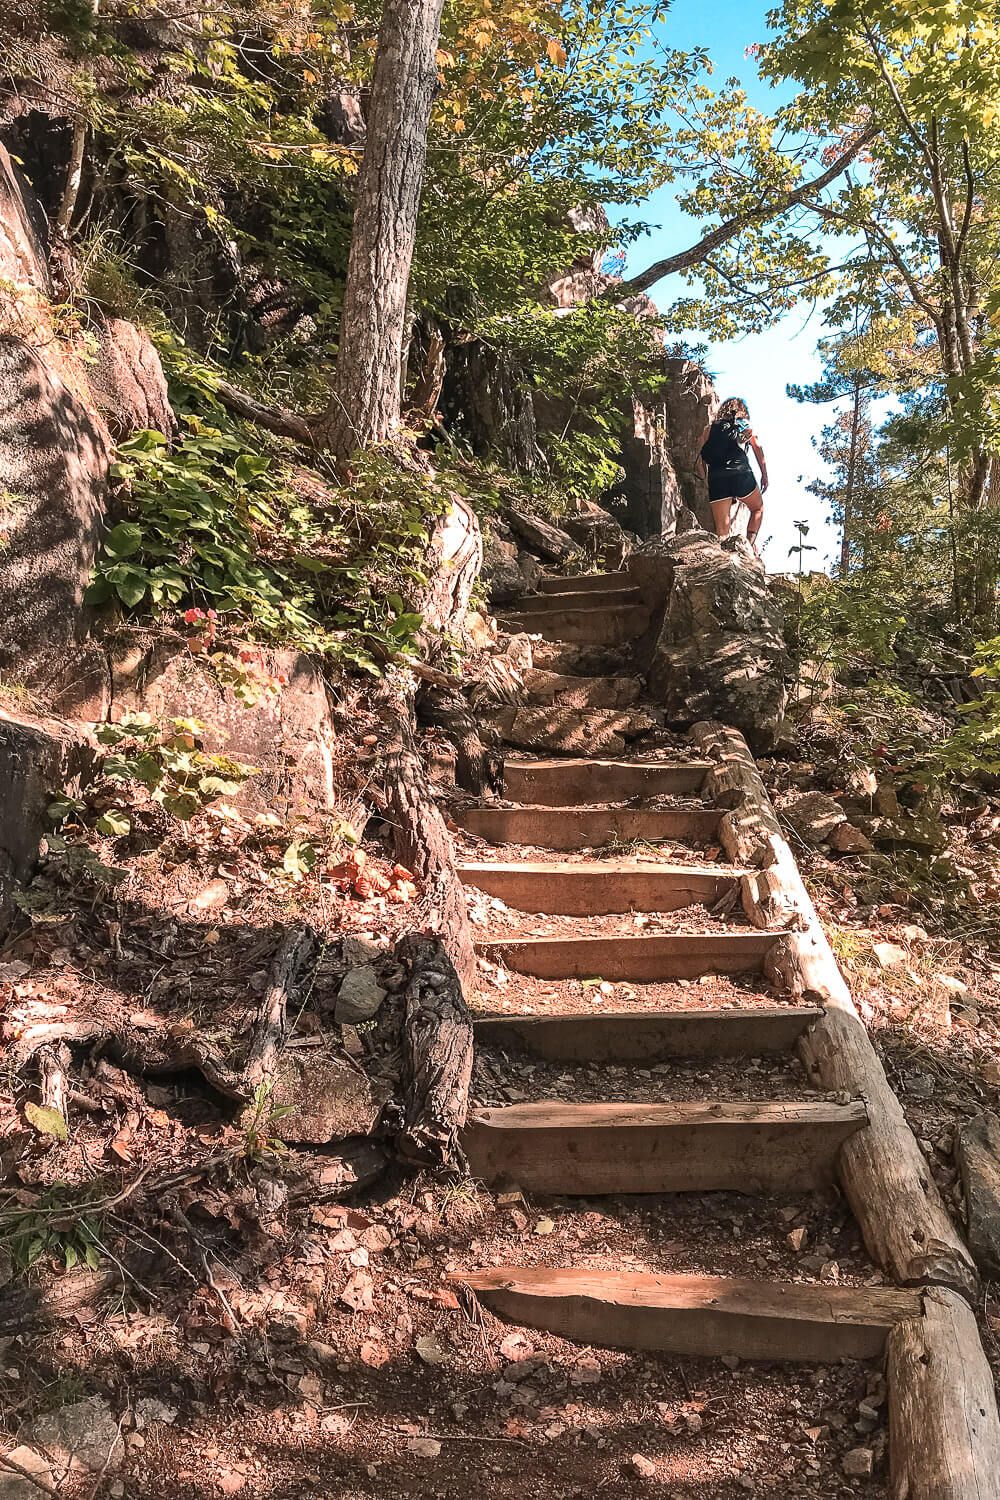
[710,497,733,538]
[743,487,764,551]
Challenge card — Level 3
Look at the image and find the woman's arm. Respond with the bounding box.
[749,432,769,493]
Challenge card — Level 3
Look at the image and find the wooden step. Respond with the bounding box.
[462,1100,868,1194]
[522,669,642,709]
[474,1007,821,1062]
[476,931,777,980]
[456,804,721,850]
[458,860,740,915]
[486,707,655,757]
[537,572,631,594]
[453,1268,922,1364]
[497,603,650,646]
[515,587,644,613]
[504,758,710,806]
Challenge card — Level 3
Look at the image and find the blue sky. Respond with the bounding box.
[608,0,842,570]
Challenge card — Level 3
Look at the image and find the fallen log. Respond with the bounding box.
[244,927,320,1089]
[695,720,979,1300]
[887,1286,1000,1500]
[12,1018,251,1103]
[389,933,473,1169]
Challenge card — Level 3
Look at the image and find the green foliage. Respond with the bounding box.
[92,713,255,822]
[3,1190,103,1275]
[242,1082,294,1162]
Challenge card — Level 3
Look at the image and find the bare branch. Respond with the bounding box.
[607,124,880,298]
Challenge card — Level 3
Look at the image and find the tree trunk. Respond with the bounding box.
[317,0,447,458]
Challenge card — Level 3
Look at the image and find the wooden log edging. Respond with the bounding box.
[690,718,1000,1500]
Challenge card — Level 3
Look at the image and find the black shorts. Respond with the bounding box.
[708,463,757,503]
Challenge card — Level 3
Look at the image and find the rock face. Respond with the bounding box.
[956,1112,1000,1278]
[639,529,791,750]
[0,714,89,928]
[782,791,847,847]
[0,336,109,683]
[562,500,632,569]
[0,142,50,297]
[268,1051,376,1145]
[106,636,338,814]
[89,316,175,440]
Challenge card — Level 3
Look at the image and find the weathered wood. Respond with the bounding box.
[390,933,474,1168]
[536,572,631,594]
[13,1017,252,1103]
[691,720,781,864]
[504,757,710,805]
[455,804,722,850]
[474,1007,821,1062]
[455,1267,922,1364]
[476,930,776,980]
[497,603,650,646]
[420,685,503,796]
[741,865,807,931]
[887,1286,1000,1500]
[37,1042,70,1127]
[458,859,740,915]
[513,586,644,614]
[244,927,320,1089]
[462,1099,868,1195]
[504,506,576,562]
[955,1112,1000,1279]
[383,679,476,989]
[695,720,978,1298]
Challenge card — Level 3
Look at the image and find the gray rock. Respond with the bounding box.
[643,530,791,749]
[0,713,90,932]
[0,144,50,296]
[482,533,529,606]
[335,963,387,1023]
[956,1112,1000,1278]
[828,821,874,854]
[31,1395,123,1473]
[0,336,109,684]
[89,317,175,441]
[562,503,631,570]
[0,1445,54,1499]
[266,1051,376,1144]
[505,507,576,563]
[783,791,847,847]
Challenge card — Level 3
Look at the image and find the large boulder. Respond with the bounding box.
[0,712,90,931]
[0,142,50,297]
[562,500,631,569]
[644,530,791,749]
[0,336,109,684]
[482,528,528,606]
[88,317,175,441]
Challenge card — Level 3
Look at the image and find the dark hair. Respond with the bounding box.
[717,396,749,427]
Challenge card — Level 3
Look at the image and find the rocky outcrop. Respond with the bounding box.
[956,1113,1000,1278]
[637,528,791,750]
[89,317,175,440]
[561,500,631,569]
[0,336,109,683]
[662,358,716,531]
[0,712,90,930]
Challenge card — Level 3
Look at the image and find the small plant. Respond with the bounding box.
[3,1190,104,1275]
[92,712,255,822]
[242,1083,294,1162]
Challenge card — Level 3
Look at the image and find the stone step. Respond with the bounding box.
[487,707,656,756]
[458,859,740,915]
[462,1099,869,1194]
[455,804,721,850]
[522,668,642,709]
[528,641,630,676]
[497,603,650,645]
[474,1007,821,1062]
[451,1268,921,1364]
[504,757,710,805]
[476,931,777,980]
[516,586,644,614]
[536,571,631,594]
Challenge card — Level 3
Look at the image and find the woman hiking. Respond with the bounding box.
[699,396,769,554]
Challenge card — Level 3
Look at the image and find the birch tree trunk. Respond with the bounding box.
[317,0,446,459]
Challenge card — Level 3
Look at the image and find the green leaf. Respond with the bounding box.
[104,522,144,559]
[114,573,149,607]
[283,839,316,879]
[96,808,132,837]
[235,453,271,482]
[25,1101,68,1142]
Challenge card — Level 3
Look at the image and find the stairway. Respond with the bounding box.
[446,570,905,1374]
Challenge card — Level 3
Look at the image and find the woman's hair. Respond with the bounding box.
[717,396,749,428]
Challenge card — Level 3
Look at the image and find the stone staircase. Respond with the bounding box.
[443,569,1000,1492]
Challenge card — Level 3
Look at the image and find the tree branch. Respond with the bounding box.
[607,123,879,298]
[214,379,318,446]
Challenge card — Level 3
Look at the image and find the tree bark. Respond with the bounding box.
[391,933,474,1168]
[317,0,447,458]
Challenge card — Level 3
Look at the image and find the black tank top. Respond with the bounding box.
[701,421,750,471]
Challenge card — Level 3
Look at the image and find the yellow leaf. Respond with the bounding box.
[436,48,456,68]
[546,37,567,66]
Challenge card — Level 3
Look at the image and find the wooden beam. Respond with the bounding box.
[693,719,979,1300]
[455,1267,923,1364]
[887,1286,1000,1500]
[455,804,722,850]
[504,758,710,805]
[474,1007,821,1062]
[476,931,776,980]
[462,1099,868,1194]
[458,860,740,915]
[536,572,631,594]
[496,603,650,645]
